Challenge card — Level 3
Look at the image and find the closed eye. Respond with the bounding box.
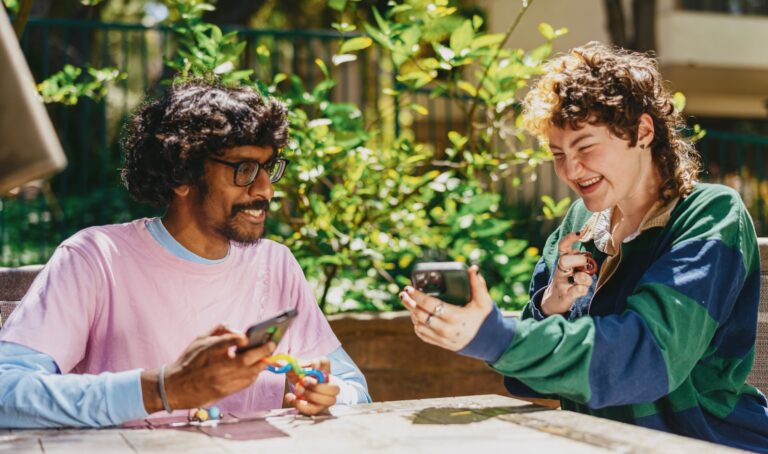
[578,144,596,152]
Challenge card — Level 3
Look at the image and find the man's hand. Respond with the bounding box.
[540,232,596,316]
[141,324,275,413]
[400,265,493,352]
[284,357,340,416]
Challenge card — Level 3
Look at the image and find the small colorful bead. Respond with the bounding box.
[208,406,221,420]
[194,408,209,422]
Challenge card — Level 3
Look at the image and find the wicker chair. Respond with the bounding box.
[751,239,768,393]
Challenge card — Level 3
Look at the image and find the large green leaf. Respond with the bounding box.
[450,19,474,54]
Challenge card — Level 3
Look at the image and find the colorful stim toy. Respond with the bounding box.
[261,354,327,385]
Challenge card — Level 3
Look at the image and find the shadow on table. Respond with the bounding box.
[412,404,549,425]
[124,411,291,441]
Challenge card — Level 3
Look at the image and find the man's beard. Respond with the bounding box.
[196,181,270,245]
[217,198,270,245]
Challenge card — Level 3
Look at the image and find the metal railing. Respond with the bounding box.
[680,0,768,16]
[1,17,388,265]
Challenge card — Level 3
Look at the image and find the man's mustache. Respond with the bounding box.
[232,199,270,213]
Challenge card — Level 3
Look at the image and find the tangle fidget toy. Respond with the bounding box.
[261,354,327,384]
[188,355,326,423]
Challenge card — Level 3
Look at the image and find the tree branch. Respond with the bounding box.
[12,0,34,39]
[632,0,656,51]
[466,0,535,152]
[318,264,339,312]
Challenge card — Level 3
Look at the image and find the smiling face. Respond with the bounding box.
[190,144,276,245]
[548,119,657,214]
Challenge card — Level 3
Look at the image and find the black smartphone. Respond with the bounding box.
[236,308,298,353]
[411,261,471,306]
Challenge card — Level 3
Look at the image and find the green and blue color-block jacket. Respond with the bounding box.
[460,183,768,451]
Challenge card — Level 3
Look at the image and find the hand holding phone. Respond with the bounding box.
[236,308,298,353]
[411,261,471,306]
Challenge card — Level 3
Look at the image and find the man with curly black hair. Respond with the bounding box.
[0,80,370,428]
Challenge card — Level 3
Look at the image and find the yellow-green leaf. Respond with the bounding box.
[538,22,555,40]
[672,92,686,113]
[450,20,474,53]
[340,36,373,54]
[471,33,506,49]
[410,103,428,115]
[457,80,477,97]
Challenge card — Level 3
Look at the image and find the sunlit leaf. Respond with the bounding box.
[340,36,373,54]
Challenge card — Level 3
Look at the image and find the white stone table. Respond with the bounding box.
[0,394,746,453]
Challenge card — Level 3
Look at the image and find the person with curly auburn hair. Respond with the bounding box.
[400,42,767,451]
[0,80,371,429]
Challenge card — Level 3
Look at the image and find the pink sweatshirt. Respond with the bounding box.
[0,219,341,413]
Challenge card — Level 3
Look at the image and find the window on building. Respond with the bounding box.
[681,0,768,15]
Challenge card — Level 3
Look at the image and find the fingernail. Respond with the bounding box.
[399,292,405,300]
[575,231,581,236]
[405,286,414,294]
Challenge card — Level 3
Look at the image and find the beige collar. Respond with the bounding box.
[579,197,678,255]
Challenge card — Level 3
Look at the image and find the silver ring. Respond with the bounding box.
[425,314,433,326]
[556,256,572,274]
[434,303,445,316]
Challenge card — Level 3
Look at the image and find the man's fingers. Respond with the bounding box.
[301,376,340,395]
[209,332,247,351]
[238,341,276,366]
[298,388,338,407]
[292,398,328,416]
[309,357,331,375]
[208,323,238,336]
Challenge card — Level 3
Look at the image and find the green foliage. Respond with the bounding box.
[2,0,19,14]
[541,195,571,220]
[37,65,125,105]
[165,0,253,85]
[148,0,562,312]
[7,0,566,314]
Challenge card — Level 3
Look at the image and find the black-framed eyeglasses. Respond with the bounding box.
[207,156,289,186]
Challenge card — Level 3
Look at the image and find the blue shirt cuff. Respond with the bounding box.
[457,303,516,364]
[105,369,148,424]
